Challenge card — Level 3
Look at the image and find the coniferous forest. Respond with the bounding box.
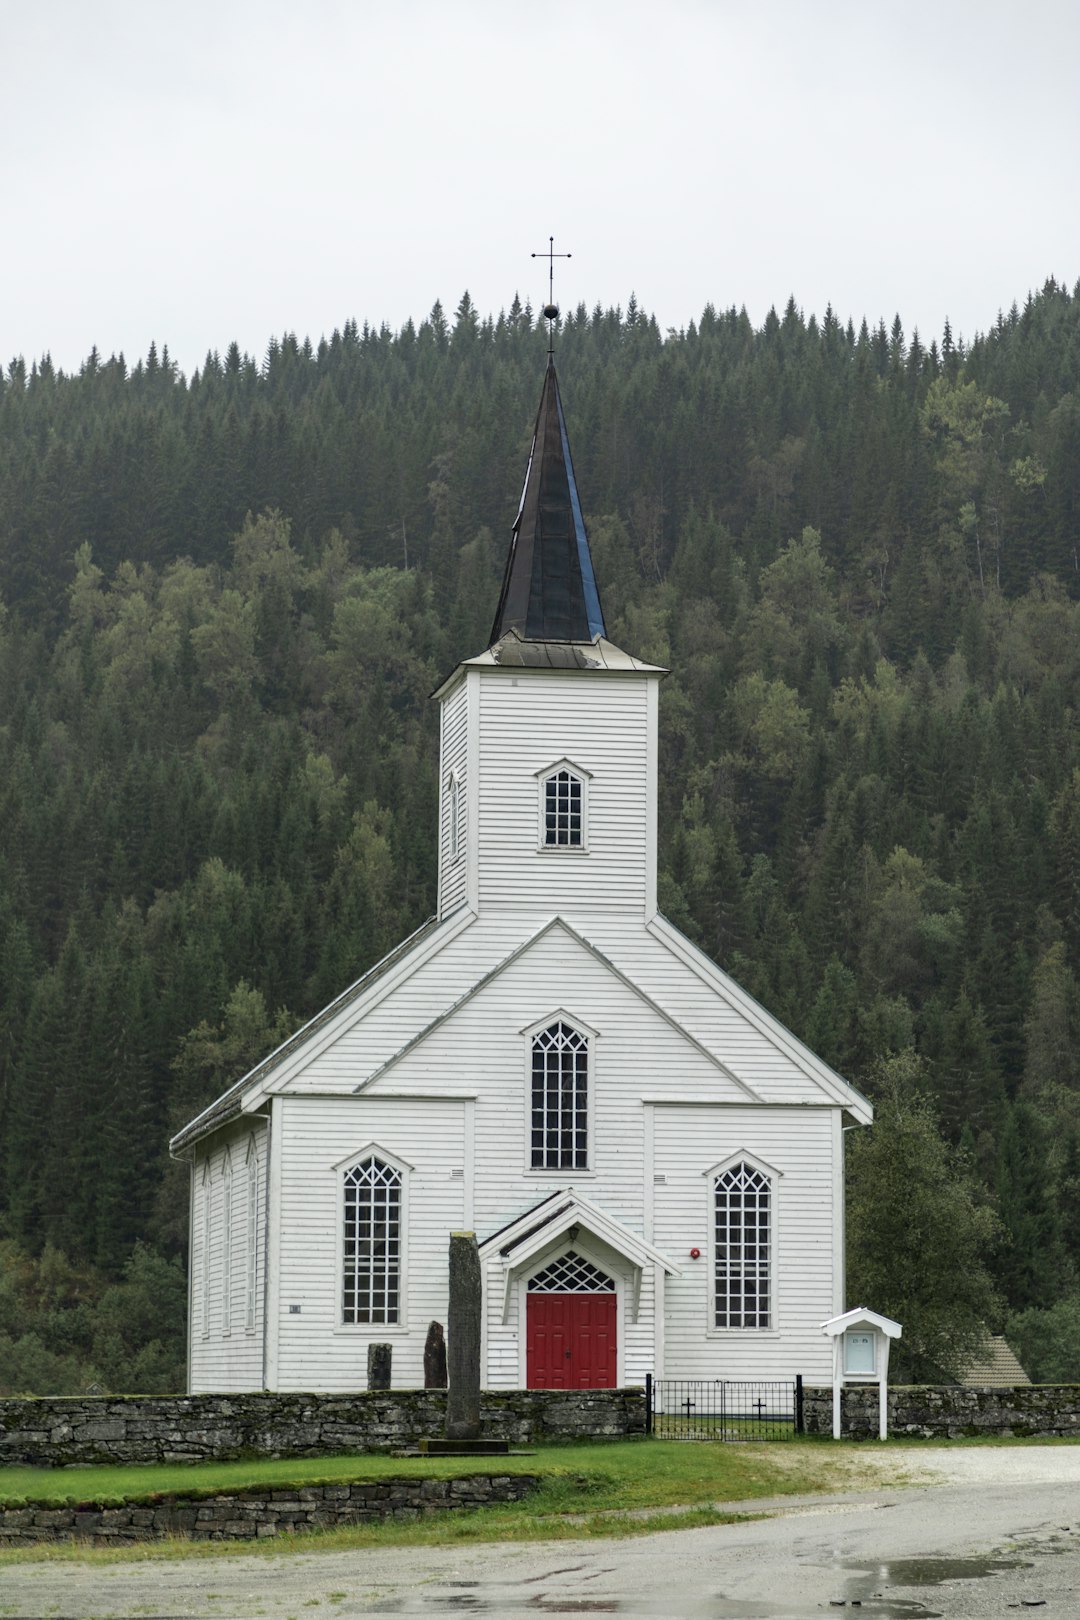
[4,282,1080,1389]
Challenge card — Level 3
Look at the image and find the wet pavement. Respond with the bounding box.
[343,1504,1075,1618]
[3,1463,1080,1617]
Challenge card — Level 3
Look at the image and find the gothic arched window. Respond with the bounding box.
[200,1161,211,1340]
[542,767,584,847]
[343,1157,402,1324]
[245,1137,258,1335]
[714,1161,772,1329]
[530,1020,589,1170]
[222,1149,233,1336]
[528,1250,614,1292]
[447,770,461,862]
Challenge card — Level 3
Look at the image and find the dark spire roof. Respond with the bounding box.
[489,358,607,645]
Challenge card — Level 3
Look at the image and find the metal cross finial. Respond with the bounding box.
[532,236,571,354]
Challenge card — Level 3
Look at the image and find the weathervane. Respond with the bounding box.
[532,236,571,354]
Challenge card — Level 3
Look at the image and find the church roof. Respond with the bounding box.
[477,1186,680,1277]
[461,627,664,674]
[168,910,446,1153]
[488,358,607,645]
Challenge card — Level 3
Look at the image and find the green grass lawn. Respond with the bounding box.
[0,1438,883,1563]
[0,1438,838,1510]
[0,1448,539,1509]
[5,1432,1077,1513]
[9,1433,1074,1565]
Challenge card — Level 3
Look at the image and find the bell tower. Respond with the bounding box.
[434,279,665,926]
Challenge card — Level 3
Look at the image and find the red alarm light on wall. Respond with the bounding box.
[689,1247,701,1259]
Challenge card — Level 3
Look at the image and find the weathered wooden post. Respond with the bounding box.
[367,1342,392,1390]
[446,1232,482,1441]
[424,1320,448,1388]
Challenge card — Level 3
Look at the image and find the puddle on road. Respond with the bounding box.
[420,1587,618,1613]
[426,1599,617,1613]
[411,1591,940,1618]
[845,1554,1029,1586]
[368,1549,1040,1617]
[708,1599,940,1619]
[821,1551,1032,1618]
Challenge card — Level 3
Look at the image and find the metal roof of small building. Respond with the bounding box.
[954,1336,1031,1387]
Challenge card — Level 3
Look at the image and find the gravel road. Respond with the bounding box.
[4,1445,1080,1619]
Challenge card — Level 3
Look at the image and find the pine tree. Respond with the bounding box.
[994,1102,1067,1309]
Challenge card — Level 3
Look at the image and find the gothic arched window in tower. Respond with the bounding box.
[545,768,581,846]
[537,760,590,850]
[447,770,461,861]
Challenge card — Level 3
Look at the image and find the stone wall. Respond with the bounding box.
[803,1384,1080,1439]
[0,1473,539,1545]
[0,1388,645,1468]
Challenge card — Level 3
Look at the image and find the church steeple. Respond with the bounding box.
[488,357,607,646]
[434,323,667,926]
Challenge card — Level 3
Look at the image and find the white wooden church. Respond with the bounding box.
[172,350,872,1394]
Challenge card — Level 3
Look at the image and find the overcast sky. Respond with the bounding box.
[4,0,1079,377]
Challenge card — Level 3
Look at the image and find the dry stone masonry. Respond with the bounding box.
[0,1387,645,1467]
[0,1473,539,1545]
[803,1384,1080,1439]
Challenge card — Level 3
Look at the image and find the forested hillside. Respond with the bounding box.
[3,280,1080,1389]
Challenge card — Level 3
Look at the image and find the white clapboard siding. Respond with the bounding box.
[364,922,749,1239]
[652,1104,837,1381]
[437,679,469,918]
[476,671,651,917]
[189,1121,267,1393]
[288,914,528,1093]
[623,1263,656,1386]
[286,909,848,1112]
[582,921,845,1107]
[272,1095,467,1392]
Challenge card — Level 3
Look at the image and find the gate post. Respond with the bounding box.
[645,1372,653,1436]
[795,1374,804,1436]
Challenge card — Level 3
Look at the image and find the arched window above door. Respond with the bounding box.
[528,1250,615,1292]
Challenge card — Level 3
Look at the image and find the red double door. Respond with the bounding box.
[526,1293,618,1388]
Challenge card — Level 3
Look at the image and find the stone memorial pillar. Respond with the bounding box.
[446,1232,482,1441]
[424,1320,448,1389]
[367,1342,392,1391]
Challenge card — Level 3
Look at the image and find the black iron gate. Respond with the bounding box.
[646,1374,803,1440]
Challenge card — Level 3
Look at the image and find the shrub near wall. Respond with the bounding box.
[0,1388,646,1467]
[803,1384,1080,1439]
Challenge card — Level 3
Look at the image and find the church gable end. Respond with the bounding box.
[355,918,755,1108]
